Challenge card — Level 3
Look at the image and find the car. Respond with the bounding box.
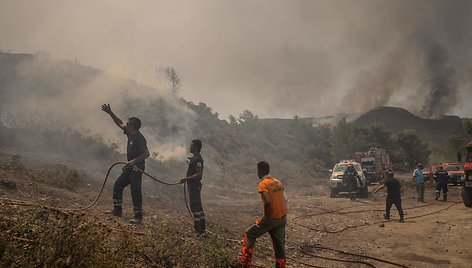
[328,160,368,198]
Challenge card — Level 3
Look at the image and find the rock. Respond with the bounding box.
[379,223,385,227]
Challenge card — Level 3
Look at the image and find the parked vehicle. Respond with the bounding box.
[328,160,368,198]
[459,142,472,207]
[354,147,391,184]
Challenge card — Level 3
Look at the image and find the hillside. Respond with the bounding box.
[1,52,472,267]
[354,106,466,142]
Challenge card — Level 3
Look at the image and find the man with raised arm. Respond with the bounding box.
[101,104,149,224]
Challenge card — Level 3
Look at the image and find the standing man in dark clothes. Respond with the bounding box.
[241,161,288,268]
[375,169,404,222]
[101,104,149,224]
[343,163,359,201]
[434,165,449,201]
[180,139,206,235]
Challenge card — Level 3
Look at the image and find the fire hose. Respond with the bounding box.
[64,161,183,212]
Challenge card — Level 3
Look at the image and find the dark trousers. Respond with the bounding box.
[435,182,448,200]
[113,167,143,219]
[241,215,287,268]
[416,183,425,202]
[188,181,205,233]
[348,181,358,200]
[385,197,403,219]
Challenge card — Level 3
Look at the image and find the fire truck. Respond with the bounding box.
[355,147,392,184]
[460,142,472,207]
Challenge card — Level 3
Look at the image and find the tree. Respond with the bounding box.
[331,118,355,163]
[228,115,238,125]
[394,130,430,169]
[156,67,182,94]
[463,118,472,136]
[238,110,257,124]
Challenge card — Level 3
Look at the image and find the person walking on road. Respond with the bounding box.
[241,161,288,268]
[434,165,449,201]
[343,163,359,201]
[180,139,206,235]
[413,163,426,202]
[374,169,404,222]
[101,104,150,224]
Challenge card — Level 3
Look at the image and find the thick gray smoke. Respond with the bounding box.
[418,35,458,118]
[0,1,471,119]
[0,55,197,161]
[340,0,471,118]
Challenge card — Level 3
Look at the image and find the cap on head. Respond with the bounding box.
[386,168,394,177]
[418,163,424,169]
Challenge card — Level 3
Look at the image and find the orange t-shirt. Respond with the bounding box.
[258,176,288,218]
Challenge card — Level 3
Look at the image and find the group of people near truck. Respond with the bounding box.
[100,103,457,267]
[101,104,287,268]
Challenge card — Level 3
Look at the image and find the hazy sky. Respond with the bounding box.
[1,0,471,119]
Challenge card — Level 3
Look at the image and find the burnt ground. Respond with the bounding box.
[1,157,471,268]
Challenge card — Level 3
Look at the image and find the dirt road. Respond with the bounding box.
[1,161,471,267]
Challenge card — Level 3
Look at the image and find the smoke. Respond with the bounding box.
[0,0,471,119]
[338,0,471,118]
[0,55,196,161]
[417,34,458,118]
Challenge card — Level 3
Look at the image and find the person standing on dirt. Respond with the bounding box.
[241,161,288,268]
[374,169,404,222]
[179,139,206,235]
[413,163,425,202]
[343,163,359,201]
[101,104,149,224]
[434,165,449,201]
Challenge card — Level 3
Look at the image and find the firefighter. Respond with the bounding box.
[413,163,425,202]
[241,161,288,268]
[101,104,150,224]
[434,165,449,201]
[343,163,359,201]
[374,169,404,222]
[180,139,206,235]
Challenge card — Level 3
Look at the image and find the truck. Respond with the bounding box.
[355,147,392,184]
[460,142,472,207]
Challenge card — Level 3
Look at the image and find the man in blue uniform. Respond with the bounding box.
[434,165,449,201]
[343,163,359,201]
[180,139,206,235]
[102,104,150,224]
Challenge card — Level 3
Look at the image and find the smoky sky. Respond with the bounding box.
[0,0,471,119]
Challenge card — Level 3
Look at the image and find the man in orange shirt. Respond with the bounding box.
[241,161,288,268]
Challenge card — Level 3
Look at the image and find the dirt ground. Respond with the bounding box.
[1,159,471,268]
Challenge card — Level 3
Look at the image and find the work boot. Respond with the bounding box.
[443,195,447,202]
[105,206,122,217]
[383,214,390,220]
[399,218,404,223]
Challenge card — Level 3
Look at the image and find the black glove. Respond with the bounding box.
[101,104,112,114]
